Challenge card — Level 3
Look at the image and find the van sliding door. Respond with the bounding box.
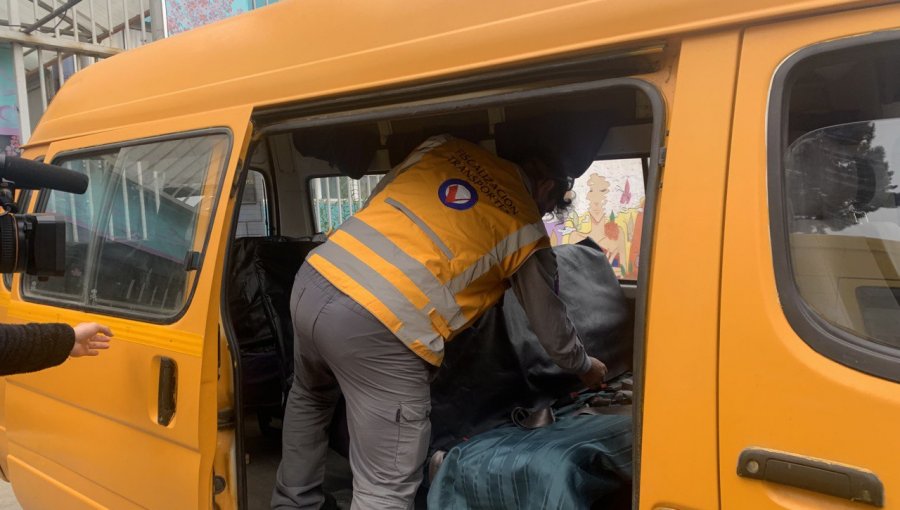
[720,5,900,508]
[3,107,251,510]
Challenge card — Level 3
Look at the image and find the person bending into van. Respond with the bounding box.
[272,134,608,510]
[0,322,113,376]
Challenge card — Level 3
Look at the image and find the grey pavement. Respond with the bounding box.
[0,482,21,510]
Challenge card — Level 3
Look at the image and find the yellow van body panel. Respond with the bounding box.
[1,107,251,509]
[720,3,900,508]
[30,0,875,145]
[0,288,9,325]
[0,184,43,485]
[639,30,741,510]
[4,0,898,508]
[6,344,203,509]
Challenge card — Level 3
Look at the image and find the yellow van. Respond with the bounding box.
[1,0,899,508]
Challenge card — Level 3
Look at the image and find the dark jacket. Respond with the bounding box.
[0,323,74,376]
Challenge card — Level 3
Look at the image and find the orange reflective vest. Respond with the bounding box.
[307,136,549,366]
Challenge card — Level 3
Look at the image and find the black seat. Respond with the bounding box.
[94,240,186,310]
[227,236,320,422]
[430,240,630,451]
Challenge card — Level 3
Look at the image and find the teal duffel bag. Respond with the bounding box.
[428,392,633,510]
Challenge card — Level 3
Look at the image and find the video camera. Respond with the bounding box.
[0,154,88,276]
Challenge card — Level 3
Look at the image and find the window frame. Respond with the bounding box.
[21,128,233,324]
[236,168,273,238]
[768,30,900,382]
[262,138,281,235]
[305,173,386,234]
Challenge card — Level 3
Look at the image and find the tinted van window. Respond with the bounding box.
[779,39,900,351]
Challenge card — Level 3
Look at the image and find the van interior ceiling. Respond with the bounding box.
[224,85,656,509]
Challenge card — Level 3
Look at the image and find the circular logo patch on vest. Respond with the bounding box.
[438,179,478,210]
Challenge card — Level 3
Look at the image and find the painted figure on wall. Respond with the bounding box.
[569,174,627,277]
[166,0,254,35]
[0,44,21,155]
[544,191,577,247]
[543,159,645,280]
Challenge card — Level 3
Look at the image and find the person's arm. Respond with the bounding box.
[0,322,112,377]
[510,249,607,388]
[0,323,75,376]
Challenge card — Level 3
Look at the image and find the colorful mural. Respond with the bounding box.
[0,44,22,155]
[166,0,255,35]
[544,159,645,280]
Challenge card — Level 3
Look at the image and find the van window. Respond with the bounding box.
[236,170,270,238]
[548,158,646,280]
[23,134,230,319]
[776,38,900,352]
[785,119,900,347]
[309,175,383,233]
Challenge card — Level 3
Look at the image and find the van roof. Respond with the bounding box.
[31,0,865,146]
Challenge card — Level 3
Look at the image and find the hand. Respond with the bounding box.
[579,357,608,390]
[71,323,113,357]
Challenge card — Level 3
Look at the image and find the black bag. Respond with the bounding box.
[502,240,632,394]
[228,237,320,409]
[430,241,630,451]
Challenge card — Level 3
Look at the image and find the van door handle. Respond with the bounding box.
[737,447,884,507]
[157,357,178,426]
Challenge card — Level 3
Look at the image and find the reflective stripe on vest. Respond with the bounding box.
[384,198,454,259]
[310,218,548,350]
[447,221,549,295]
[310,242,443,352]
[340,216,463,329]
[309,136,550,366]
[362,136,450,207]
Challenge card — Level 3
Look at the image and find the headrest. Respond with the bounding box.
[292,125,379,179]
[387,125,489,167]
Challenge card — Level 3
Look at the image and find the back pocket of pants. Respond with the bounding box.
[394,401,431,474]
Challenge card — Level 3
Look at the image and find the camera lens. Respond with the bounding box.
[0,213,24,274]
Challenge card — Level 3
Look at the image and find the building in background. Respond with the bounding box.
[0,44,22,155]
[166,0,262,36]
[0,0,273,150]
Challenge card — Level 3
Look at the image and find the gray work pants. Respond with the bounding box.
[272,263,434,510]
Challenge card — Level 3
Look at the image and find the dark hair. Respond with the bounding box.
[518,157,575,216]
[494,111,608,217]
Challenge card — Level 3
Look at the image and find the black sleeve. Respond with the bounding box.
[510,250,592,375]
[0,323,75,376]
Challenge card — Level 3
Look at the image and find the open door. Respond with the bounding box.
[3,107,251,509]
[0,161,42,483]
[721,5,900,509]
